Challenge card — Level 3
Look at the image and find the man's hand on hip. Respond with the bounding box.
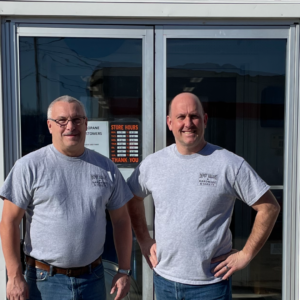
[110,273,130,300]
[139,237,158,269]
[6,275,29,300]
[211,249,252,280]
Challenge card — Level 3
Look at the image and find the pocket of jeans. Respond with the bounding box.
[26,266,48,282]
[93,263,104,279]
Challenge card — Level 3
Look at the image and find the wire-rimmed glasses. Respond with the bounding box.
[48,116,86,127]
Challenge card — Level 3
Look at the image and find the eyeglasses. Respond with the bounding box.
[48,116,86,127]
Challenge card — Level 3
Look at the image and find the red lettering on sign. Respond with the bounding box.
[130,158,139,163]
[111,125,124,130]
[112,157,128,163]
[125,125,138,130]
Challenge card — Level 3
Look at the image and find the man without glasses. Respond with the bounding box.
[127,92,280,300]
[0,95,133,300]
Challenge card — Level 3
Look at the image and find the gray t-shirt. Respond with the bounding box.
[0,144,133,268]
[127,143,270,285]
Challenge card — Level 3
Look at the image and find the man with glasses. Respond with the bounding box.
[0,95,133,300]
[127,92,280,300]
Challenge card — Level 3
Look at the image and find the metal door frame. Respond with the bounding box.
[1,20,300,300]
[1,21,154,300]
[154,24,299,300]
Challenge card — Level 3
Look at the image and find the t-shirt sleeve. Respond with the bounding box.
[106,165,133,210]
[126,162,150,198]
[0,160,33,209]
[233,160,270,206]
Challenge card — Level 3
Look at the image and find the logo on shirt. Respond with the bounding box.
[199,173,218,187]
[91,175,108,187]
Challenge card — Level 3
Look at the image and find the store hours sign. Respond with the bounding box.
[110,121,141,168]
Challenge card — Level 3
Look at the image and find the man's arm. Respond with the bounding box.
[0,199,29,300]
[212,190,280,280]
[109,205,132,300]
[126,195,157,268]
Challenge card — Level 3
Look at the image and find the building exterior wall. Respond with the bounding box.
[0,14,6,300]
[1,1,300,18]
[0,2,299,300]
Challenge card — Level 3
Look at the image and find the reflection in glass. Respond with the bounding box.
[232,189,282,300]
[166,39,285,299]
[167,39,285,185]
[19,37,142,157]
[19,37,143,299]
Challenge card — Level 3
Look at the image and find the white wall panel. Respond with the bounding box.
[1,2,300,18]
[2,0,300,2]
[0,16,7,300]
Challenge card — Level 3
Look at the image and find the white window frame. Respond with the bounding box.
[154,24,299,300]
[1,22,154,300]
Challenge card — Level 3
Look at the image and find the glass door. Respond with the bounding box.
[2,21,299,300]
[155,26,295,300]
[13,24,154,300]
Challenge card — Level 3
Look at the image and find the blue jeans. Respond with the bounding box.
[154,271,232,300]
[26,263,106,300]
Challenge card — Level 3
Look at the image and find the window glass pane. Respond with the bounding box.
[166,39,285,299]
[19,36,143,299]
[167,39,285,185]
[232,189,282,299]
[20,37,142,165]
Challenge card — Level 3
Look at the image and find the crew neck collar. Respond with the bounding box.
[50,144,87,161]
[172,143,211,159]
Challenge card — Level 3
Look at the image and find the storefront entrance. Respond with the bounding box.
[156,27,287,299]
[2,21,297,300]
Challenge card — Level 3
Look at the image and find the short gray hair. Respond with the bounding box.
[47,95,87,119]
